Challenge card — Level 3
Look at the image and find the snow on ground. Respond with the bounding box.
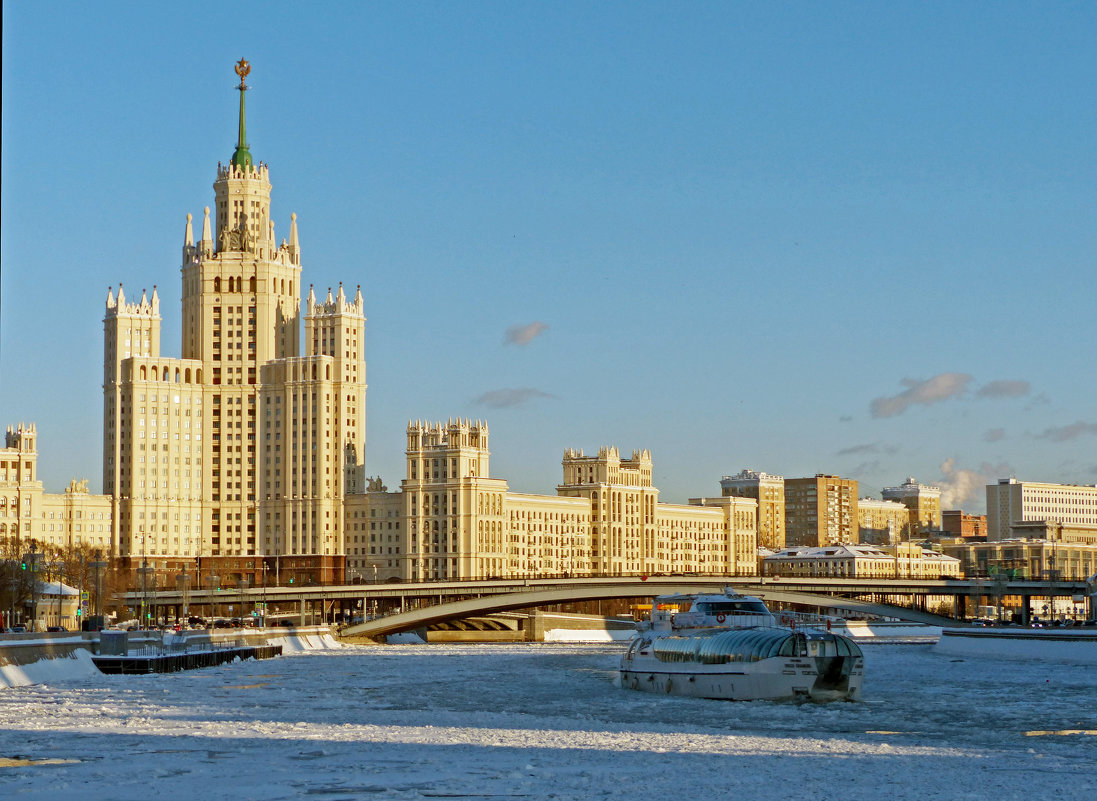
[0,642,1094,800]
[0,649,101,689]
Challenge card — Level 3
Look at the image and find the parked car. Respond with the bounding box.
[11,626,27,633]
[46,626,67,632]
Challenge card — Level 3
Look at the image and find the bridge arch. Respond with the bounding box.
[341,582,956,640]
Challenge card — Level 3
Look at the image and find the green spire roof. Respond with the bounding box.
[231,58,253,171]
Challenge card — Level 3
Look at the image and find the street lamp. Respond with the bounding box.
[90,551,108,624]
[28,541,38,632]
[177,569,191,624]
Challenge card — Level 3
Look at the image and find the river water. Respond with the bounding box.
[1,641,1094,800]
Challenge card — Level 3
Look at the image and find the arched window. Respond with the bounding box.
[140,366,147,381]
[185,368,191,383]
[325,365,331,380]
[151,366,158,381]
[250,276,257,293]
[214,277,221,293]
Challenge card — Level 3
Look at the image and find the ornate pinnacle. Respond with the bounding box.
[231,58,253,171]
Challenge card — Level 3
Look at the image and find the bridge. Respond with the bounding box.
[124,575,1092,634]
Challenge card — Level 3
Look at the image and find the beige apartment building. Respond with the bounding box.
[856,498,910,545]
[784,475,859,547]
[102,61,365,584]
[343,423,758,581]
[1,424,112,553]
[882,477,942,537]
[986,478,1097,542]
[720,469,785,549]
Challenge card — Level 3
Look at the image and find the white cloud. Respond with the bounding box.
[504,322,549,346]
[870,373,972,418]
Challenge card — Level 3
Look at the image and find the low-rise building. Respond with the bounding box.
[763,543,960,579]
[941,510,988,540]
[941,539,1097,580]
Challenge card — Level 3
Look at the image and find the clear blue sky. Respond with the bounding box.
[3,2,1096,513]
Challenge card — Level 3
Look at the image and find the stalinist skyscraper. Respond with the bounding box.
[103,60,366,585]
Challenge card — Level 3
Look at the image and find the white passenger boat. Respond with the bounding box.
[620,590,864,702]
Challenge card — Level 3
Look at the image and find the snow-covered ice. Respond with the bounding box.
[0,642,1094,800]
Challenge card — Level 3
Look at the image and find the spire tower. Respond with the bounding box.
[231,58,253,171]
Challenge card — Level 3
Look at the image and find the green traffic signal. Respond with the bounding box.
[20,562,27,570]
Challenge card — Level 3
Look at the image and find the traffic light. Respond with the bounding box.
[288,577,294,584]
[20,561,27,571]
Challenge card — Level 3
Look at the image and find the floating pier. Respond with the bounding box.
[92,644,282,675]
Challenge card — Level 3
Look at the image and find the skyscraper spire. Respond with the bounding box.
[230,58,253,171]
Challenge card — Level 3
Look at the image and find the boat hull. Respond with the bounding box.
[620,654,863,702]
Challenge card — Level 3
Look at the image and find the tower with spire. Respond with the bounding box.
[104,60,367,585]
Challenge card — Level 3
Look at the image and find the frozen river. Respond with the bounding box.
[1,641,1094,800]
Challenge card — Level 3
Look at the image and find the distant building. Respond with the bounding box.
[941,539,1097,580]
[720,469,785,549]
[941,510,987,541]
[762,543,959,579]
[882,477,942,538]
[346,424,759,581]
[1,423,112,553]
[986,478,1097,542]
[857,498,910,545]
[784,475,858,547]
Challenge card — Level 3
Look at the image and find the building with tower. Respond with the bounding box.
[102,60,366,585]
[882,477,942,538]
[719,469,785,549]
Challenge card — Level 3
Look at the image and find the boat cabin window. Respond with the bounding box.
[695,601,770,616]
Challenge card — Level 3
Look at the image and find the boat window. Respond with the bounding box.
[697,601,771,616]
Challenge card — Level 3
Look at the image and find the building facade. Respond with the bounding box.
[881,477,942,538]
[341,426,758,582]
[2,424,112,554]
[719,469,785,549]
[784,475,859,547]
[103,61,366,585]
[986,478,1097,542]
[856,498,910,545]
[762,543,960,579]
[941,539,1097,581]
[941,510,988,540]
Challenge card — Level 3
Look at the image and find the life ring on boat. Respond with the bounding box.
[716,613,726,624]
[670,614,677,626]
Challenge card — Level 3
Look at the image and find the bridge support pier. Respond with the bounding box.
[1020,595,1030,626]
[524,610,545,642]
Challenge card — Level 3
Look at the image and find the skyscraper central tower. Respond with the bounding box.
[104,60,367,585]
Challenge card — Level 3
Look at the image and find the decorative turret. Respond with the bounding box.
[288,212,299,263]
[200,206,213,256]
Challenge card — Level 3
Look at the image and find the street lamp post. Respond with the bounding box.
[90,552,108,623]
[28,542,39,631]
[177,569,191,624]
